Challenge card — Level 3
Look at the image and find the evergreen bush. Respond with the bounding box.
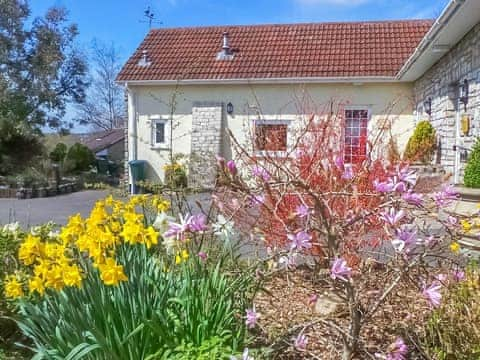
[463,138,480,188]
[404,121,436,163]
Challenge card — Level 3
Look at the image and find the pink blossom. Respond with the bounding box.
[402,190,423,206]
[226,160,237,175]
[197,251,208,261]
[392,227,417,253]
[453,270,466,282]
[433,184,458,207]
[295,204,309,218]
[330,257,352,281]
[288,231,312,251]
[252,165,271,182]
[342,165,354,180]
[188,214,208,232]
[249,194,265,206]
[423,282,442,308]
[335,155,344,169]
[380,208,405,226]
[308,293,318,306]
[164,220,189,240]
[397,166,417,186]
[245,307,259,329]
[216,155,225,167]
[294,333,308,351]
[392,179,407,193]
[435,273,448,283]
[373,179,395,193]
[386,337,408,360]
[447,215,458,226]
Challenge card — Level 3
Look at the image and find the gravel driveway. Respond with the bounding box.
[0,190,109,228]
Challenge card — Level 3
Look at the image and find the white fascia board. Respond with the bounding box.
[117,76,401,87]
[397,0,478,81]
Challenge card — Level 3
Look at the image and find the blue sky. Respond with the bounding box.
[30,0,449,63]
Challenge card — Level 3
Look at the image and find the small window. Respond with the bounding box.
[344,108,369,164]
[152,119,168,147]
[254,120,289,153]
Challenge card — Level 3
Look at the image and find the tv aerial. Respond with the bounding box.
[140,6,163,29]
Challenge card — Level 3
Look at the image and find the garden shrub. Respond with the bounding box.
[463,138,480,188]
[49,142,68,164]
[404,120,436,163]
[5,196,256,359]
[421,263,480,360]
[64,143,95,174]
[164,162,188,189]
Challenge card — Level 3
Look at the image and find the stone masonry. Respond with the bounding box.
[414,23,480,181]
[189,102,224,189]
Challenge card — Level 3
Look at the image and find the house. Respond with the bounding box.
[117,0,480,191]
[82,128,125,164]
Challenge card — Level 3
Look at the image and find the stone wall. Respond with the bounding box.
[188,102,224,189]
[414,23,480,181]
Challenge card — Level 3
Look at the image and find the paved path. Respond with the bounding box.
[0,190,109,228]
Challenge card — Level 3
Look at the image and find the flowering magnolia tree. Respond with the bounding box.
[214,103,466,359]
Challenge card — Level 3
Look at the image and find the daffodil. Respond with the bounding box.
[4,275,23,299]
[28,276,45,296]
[18,234,43,265]
[175,249,189,265]
[62,264,83,287]
[98,258,128,286]
[450,242,461,253]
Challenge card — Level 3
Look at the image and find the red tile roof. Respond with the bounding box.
[82,129,125,153]
[117,20,433,82]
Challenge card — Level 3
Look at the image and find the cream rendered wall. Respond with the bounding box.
[129,82,415,182]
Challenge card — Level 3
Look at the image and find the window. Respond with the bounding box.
[151,119,168,147]
[344,109,369,163]
[254,120,289,154]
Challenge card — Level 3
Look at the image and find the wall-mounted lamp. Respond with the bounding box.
[226,102,234,115]
[423,97,432,116]
[459,79,469,112]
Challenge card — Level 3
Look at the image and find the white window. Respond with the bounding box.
[344,108,370,164]
[253,119,291,157]
[151,118,169,148]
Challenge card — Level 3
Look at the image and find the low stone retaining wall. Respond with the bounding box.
[0,183,80,199]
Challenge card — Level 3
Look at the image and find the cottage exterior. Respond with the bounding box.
[117,0,480,191]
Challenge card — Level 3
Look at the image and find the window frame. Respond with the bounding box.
[150,117,169,149]
[252,119,291,157]
[343,106,371,164]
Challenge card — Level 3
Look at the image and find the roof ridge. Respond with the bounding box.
[148,19,435,32]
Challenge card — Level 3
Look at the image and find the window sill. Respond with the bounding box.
[254,150,289,158]
[150,144,170,150]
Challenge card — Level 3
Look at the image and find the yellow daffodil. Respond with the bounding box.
[461,220,472,232]
[62,265,83,287]
[44,266,65,291]
[175,249,189,265]
[450,242,461,253]
[144,226,159,249]
[98,258,128,286]
[4,275,24,299]
[28,276,45,296]
[18,234,43,265]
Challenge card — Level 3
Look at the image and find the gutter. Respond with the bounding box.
[116,76,401,87]
[396,0,466,80]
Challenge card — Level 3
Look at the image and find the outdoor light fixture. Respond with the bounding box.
[226,102,234,115]
[459,78,469,111]
[423,97,432,116]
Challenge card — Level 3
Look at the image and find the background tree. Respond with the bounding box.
[0,0,88,174]
[76,40,125,130]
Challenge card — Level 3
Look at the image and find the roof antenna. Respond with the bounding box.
[139,6,163,29]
